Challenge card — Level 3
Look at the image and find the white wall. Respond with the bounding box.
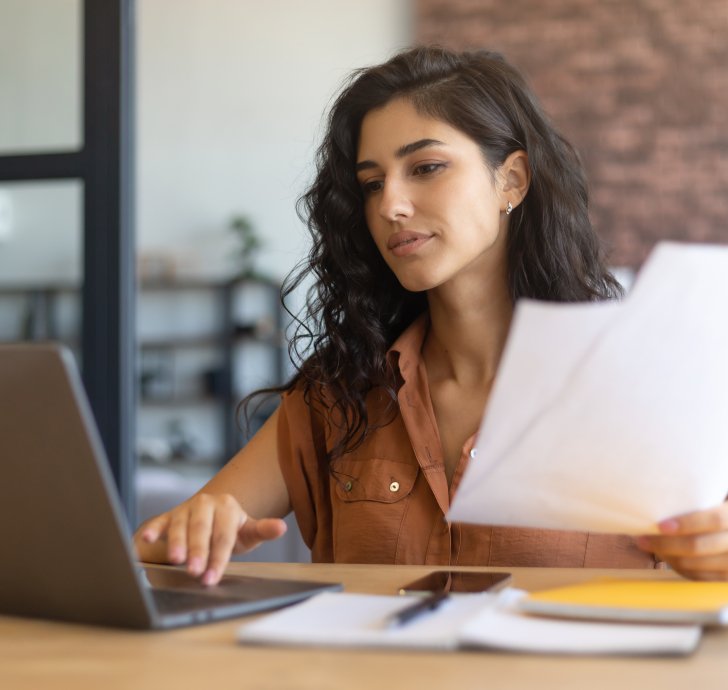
[137,0,413,282]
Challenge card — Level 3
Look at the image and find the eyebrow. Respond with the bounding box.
[355,138,446,172]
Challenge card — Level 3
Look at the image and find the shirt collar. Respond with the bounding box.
[386,313,429,381]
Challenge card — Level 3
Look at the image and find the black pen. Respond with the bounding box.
[385,591,450,628]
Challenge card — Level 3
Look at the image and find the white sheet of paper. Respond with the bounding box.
[238,591,486,650]
[236,590,701,655]
[448,242,728,534]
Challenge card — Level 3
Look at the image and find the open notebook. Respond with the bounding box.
[237,590,701,656]
[0,343,339,629]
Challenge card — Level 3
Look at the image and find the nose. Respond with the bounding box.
[377,179,414,222]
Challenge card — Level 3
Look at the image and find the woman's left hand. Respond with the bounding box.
[636,502,728,580]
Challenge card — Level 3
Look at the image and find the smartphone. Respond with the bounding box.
[398,570,512,595]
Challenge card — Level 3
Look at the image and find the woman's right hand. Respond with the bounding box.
[134,492,288,586]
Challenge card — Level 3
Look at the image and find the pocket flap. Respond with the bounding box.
[332,457,418,504]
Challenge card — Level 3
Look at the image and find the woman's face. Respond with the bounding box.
[356,97,509,293]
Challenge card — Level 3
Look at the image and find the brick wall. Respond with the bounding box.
[415,0,728,267]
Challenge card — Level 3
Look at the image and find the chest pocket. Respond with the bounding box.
[330,457,418,563]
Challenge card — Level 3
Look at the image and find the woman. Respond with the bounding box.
[135,46,728,584]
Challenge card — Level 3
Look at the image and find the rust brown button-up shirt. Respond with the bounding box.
[277,316,658,569]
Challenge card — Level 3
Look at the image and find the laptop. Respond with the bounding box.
[0,342,340,629]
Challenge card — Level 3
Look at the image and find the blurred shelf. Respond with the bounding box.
[135,275,286,466]
[139,335,223,350]
[1,276,286,469]
[139,331,280,350]
[0,282,79,295]
[139,394,219,407]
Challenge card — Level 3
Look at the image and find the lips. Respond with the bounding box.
[387,231,433,257]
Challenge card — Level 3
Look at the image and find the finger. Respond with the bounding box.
[165,505,194,565]
[201,496,245,586]
[657,503,728,536]
[637,530,728,558]
[659,553,728,581]
[236,517,287,552]
[138,513,171,543]
[185,495,217,577]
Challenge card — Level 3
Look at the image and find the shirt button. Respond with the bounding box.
[389,481,400,493]
[344,481,353,492]
[469,448,477,459]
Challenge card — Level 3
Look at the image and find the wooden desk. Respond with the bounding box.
[1,563,726,690]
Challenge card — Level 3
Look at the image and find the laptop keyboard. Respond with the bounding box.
[151,588,246,614]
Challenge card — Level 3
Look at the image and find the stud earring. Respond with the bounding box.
[505,201,513,215]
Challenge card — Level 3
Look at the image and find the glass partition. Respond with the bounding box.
[0,0,82,154]
[0,180,83,359]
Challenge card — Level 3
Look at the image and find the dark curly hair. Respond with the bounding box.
[245,45,622,457]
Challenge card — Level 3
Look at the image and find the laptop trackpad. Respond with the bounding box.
[139,564,340,613]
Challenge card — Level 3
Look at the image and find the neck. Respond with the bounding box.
[423,265,513,388]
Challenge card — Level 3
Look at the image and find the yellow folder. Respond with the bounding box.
[520,579,728,625]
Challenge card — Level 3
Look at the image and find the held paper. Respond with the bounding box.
[448,242,728,534]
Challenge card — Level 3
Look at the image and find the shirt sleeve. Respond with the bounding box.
[276,385,334,560]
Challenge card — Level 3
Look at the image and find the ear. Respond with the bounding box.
[498,150,530,212]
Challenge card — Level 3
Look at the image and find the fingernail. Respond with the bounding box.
[141,530,155,542]
[202,568,217,586]
[658,518,680,534]
[188,557,202,575]
[169,547,185,563]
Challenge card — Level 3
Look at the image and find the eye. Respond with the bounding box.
[412,162,446,177]
[360,178,383,195]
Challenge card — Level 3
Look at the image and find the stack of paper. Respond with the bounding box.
[449,242,728,534]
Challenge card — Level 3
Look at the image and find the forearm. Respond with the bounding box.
[196,408,291,519]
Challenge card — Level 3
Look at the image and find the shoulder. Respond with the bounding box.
[280,378,334,422]
[278,379,339,456]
